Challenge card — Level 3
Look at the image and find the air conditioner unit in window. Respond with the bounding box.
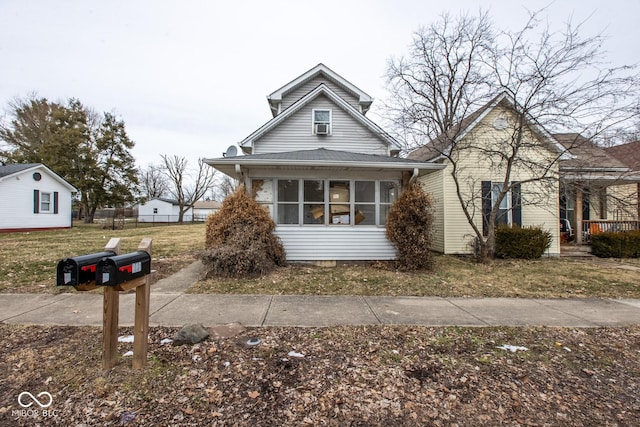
[315,123,330,135]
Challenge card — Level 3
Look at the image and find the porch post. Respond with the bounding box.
[575,184,583,244]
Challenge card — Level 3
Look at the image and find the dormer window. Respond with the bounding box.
[312,109,331,135]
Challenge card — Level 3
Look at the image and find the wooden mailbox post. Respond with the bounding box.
[101,237,152,370]
[57,237,153,370]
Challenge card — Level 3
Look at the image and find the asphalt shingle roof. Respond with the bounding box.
[0,163,40,178]
[227,148,426,164]
[606,141,640,171]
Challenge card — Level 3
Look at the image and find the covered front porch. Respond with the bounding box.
[560,180,640,245]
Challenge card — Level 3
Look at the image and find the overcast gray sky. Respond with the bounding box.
[1,0,638,170]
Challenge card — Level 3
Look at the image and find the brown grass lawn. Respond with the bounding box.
[0,222,205,293]
[191,256,640,299]
[1,223,639,298]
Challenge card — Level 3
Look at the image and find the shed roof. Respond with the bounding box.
[0,162,77,191]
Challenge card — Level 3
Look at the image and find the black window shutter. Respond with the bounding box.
[481,181,491,236]
[511,182,521,226]
[33,190,40,214]
[53,192,59,214]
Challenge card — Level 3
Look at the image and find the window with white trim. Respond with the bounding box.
[491,183,511,226]
[40,192,52,212]
[253,178,400,226]
[312,109,331,135]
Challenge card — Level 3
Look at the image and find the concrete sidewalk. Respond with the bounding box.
[1,261,640,328]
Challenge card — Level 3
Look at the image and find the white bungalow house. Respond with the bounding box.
[0,163,77,232]
[137,198,193,223]
[207,64,640,261]
[206,63,444,261]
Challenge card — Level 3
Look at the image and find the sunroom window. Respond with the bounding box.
[277,179,299,224]
[252,178,400,227]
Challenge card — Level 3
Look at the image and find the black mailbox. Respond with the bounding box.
[57,251,116,286]
[96,251,151,286]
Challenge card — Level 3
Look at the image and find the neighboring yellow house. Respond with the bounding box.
[606,141,640,221]
[409,93,565,256]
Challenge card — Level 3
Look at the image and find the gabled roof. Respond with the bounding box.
[206,148,444,178]
[239,83,400,154]
[606,141,640,171]
[407,92,567,161]
[555,133,630,172]
[267,63,373,116]
[0,163,41,178]
[0,162,77,191]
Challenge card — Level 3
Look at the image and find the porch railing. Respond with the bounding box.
[582,220,640,243]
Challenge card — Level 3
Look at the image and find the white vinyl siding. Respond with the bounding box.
[418,169,445,253]
[0,167,73,230]
[421,105,560,256]
[281,76,360,112]
[40,192,52,212]
[254,95,389,155]
[275,227,396,261]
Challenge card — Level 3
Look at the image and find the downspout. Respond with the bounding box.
[234,164,246,186]
[408,168,419,185]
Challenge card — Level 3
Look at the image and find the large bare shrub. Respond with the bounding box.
[386,184,435,270]
[200,186,285,277]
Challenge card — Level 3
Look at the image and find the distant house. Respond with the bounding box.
[0,163,77,232]
[206,64,444,261]
[192,200,220,221]
[137,198,193,223]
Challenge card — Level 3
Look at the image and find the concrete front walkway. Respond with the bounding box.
[1,262,640,328]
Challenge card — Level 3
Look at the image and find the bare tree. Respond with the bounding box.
[209,174,239,201]
[161,155,217,223]
[139,164,169,200]
[387,10,639,260]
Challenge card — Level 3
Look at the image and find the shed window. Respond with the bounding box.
[40,192,52,212]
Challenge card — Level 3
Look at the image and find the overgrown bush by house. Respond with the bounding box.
[591,231,640,258]
[495,225,552,259]
[385,183,435,270]
[200,186,285,277]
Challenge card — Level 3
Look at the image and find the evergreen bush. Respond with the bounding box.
[591,231,640,258]
[495,225,552,259]
[200,185,286,277]
[385,183,435,270]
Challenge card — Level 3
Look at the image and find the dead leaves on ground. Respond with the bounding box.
[0,324,639,426]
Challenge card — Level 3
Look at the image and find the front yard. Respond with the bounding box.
[1,223,639,298]
[191,256,640,299]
